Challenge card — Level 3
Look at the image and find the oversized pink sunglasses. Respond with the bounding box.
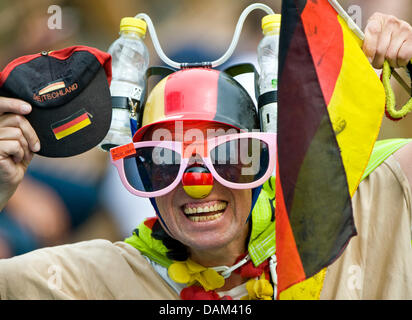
[110,132,277,198]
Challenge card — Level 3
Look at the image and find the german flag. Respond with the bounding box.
[275,0,385,296]
[38,81,66,95]
[51,109,92,140]
[182,166,214,199]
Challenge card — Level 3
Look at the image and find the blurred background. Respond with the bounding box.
[0,0,410,258]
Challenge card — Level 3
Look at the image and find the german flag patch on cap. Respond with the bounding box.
[51,109,92,140]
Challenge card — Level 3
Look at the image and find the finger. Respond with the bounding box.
[0,141,30,186]
[20,151,34,170]
[0,114,40,152]
[386,36,407,68]
[386,19,412,68]
[363,16,383,64]
[0,140,25,164]
[397,39,412,67]
[372,23,394,69]
[0,127,32,163]
[0,97,31,116]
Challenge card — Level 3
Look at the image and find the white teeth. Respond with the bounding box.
[188,212,224,222]
[183,202,227,215]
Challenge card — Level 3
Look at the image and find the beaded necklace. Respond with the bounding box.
[167,252,277,300]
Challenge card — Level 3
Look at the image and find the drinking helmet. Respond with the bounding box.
[133,67,260,142]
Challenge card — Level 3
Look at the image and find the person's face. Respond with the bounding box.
[142,121,252,251]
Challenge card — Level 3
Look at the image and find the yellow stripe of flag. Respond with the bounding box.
[54,117,91,140]
[328,16,385,196]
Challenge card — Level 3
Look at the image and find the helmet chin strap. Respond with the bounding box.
[248,185,263,222]
[149,197,171,233]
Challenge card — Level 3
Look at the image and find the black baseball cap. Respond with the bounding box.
[0,45,112,157]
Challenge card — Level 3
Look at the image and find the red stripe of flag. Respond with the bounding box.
[52,113,89,134]
[301,0,344,105]
[182,172,213,186]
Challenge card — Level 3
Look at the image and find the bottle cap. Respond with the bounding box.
[262,14,281,34]
[120,17,147,37]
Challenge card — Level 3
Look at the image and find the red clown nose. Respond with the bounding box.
[182,165,213,199]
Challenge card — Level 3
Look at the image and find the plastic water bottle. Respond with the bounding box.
[257,14,281,133]
[99,17,149,151]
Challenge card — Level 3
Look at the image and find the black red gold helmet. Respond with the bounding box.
[133,67,259,142]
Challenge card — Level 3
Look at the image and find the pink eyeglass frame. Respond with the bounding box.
[110,132,277,198]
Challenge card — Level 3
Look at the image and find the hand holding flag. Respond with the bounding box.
[275,0,386,297]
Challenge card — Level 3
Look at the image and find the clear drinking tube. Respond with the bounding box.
[135,3,275,69]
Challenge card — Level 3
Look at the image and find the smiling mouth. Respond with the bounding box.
[182,200,228,222]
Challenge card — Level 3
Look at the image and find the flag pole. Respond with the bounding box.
[328,0,411,93]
